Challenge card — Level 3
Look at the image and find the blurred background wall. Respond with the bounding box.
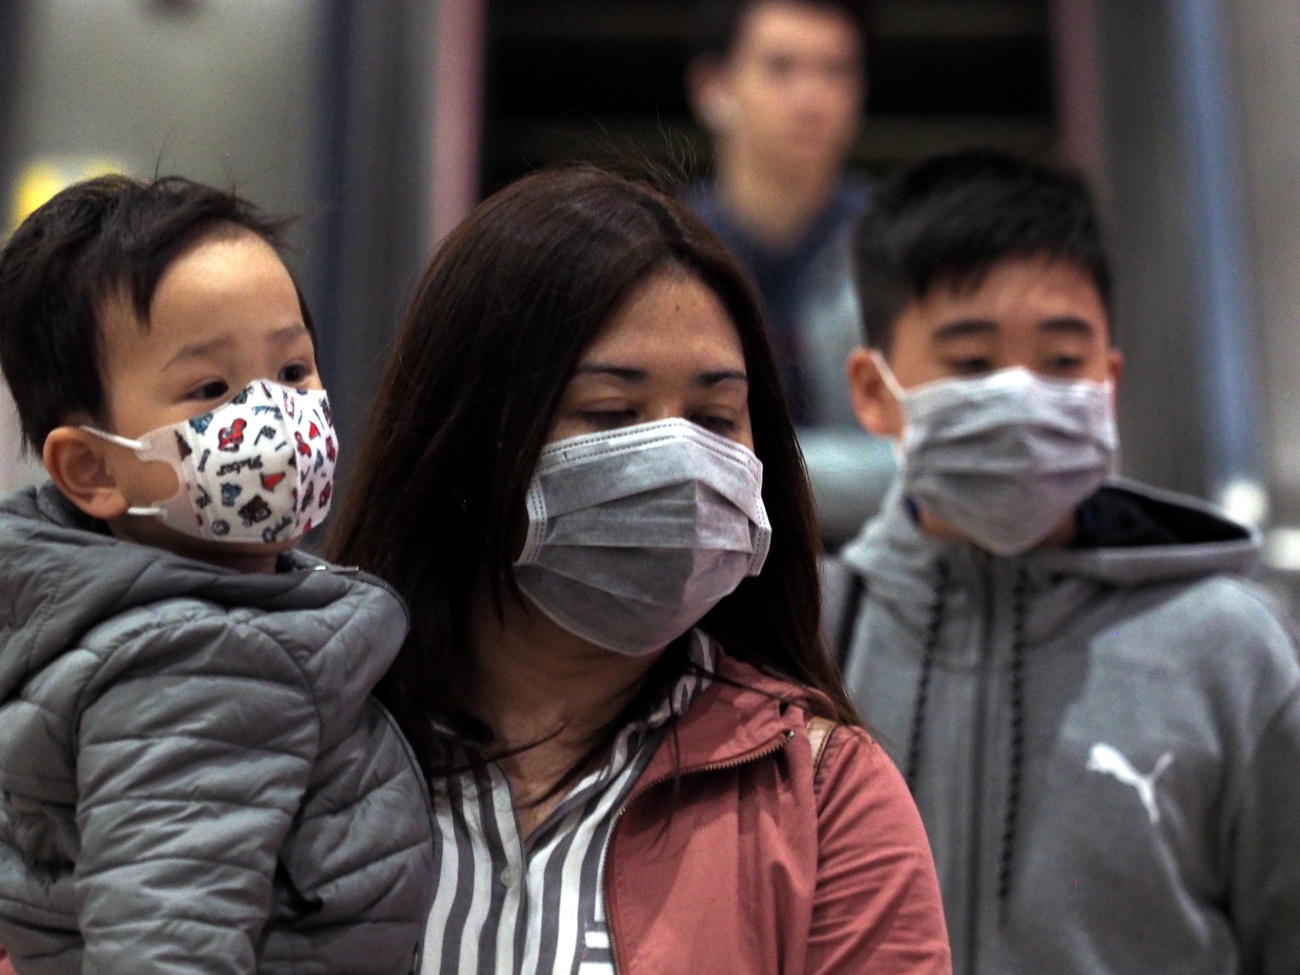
[0,0,1297,596]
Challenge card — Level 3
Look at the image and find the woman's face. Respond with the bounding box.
[548,271,754,448]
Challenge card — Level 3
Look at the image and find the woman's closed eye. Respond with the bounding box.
[579,409,639,429]
[691,413,739,435]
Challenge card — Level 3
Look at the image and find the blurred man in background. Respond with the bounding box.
[687,0,893,546]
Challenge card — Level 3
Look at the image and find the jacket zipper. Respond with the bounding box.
[602,728,797,973]
[964,555,995,975]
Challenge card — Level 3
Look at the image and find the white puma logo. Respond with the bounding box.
[1086,742,1173,824]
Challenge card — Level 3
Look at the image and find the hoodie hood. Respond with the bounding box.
[842,478,1258,603]
[0,482,383,704]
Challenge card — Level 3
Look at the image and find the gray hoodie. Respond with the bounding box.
[829,480,1300,975]
[0,484,435,974]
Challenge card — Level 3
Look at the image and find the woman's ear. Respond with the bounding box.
[846,348,904,438]
[42,427,129,521]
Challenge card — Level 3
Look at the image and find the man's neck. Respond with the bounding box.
[715,147,840,251]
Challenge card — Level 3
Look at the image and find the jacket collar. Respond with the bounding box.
[634,652,812,789]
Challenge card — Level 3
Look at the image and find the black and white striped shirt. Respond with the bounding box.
[421,633,716,974]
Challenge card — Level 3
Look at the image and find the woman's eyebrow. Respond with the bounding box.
[695,369,748,387]
[573,363,647,382]
[574,363,749,387]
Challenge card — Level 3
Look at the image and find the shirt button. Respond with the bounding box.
[499,865,520,887]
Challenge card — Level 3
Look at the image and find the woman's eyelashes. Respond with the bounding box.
[692,413,738,434]
[575,407,739,436]
[578,409,638,429]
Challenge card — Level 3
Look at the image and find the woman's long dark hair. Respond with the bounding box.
[330,165,858,775]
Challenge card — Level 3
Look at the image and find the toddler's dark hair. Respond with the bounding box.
[0,174,304,452]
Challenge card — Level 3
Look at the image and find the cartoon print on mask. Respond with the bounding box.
[218,418,248,452]
[81,381,337,545]
[237,494,273,526]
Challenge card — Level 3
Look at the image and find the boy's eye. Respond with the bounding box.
[1044,355,1086,374]
[188,380,229,401]
[946,357,994,376]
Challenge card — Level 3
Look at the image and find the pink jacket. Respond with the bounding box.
[605,653,952,974]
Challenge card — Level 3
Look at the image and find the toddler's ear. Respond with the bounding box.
[42,427,129,521]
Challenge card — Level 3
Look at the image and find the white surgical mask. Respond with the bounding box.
[83,379,337,544]
[513,418,772,656]
[874,353,1118,555]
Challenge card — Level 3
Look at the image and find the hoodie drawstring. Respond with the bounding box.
[997,567,1029,914]
[904,559,950,791]
[904,560,1029,918]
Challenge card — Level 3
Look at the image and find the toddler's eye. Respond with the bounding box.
[188,380,228,401]
[279,363,313,386]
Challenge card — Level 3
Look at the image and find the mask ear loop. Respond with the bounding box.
[868,349,907,404]
[78,426,165,518]
[867,351,911,472]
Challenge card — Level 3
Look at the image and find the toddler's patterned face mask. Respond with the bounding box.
[83,379,337,544]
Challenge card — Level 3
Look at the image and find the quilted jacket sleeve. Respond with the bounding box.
[72,613,321,975]
[804,727,952,975]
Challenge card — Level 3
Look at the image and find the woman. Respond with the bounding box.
[331,166,950,974]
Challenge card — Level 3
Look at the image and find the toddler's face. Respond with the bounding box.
[95,229,321,561]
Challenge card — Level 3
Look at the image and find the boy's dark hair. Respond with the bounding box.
[693,0,870,60]
[855,148,1113,353]
[0,174,303,453]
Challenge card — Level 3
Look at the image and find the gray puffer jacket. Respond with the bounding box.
[0,484,435,974]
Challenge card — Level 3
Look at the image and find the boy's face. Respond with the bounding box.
[847,253,1123,546]
[852,254,1122,437]
[94,229,321,565]
[707,1,863,176]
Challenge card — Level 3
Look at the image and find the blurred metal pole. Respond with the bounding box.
[1091,0,1266,521]
[1168,0,1267,522]
[1048,0,1106,197]
[430,0,486,243]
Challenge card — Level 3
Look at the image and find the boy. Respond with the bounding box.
[826,150,1300,973]
[0,176,434,974]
